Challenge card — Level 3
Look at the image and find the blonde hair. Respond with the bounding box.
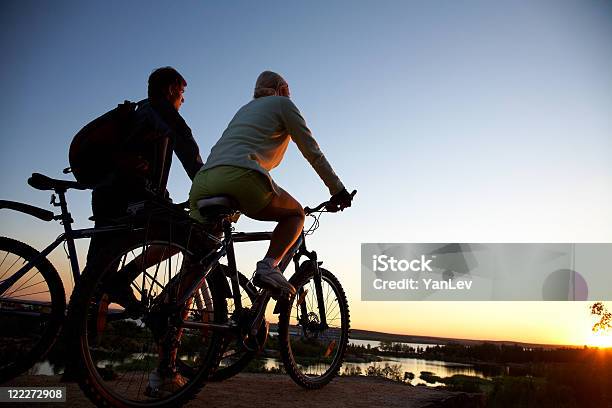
[254,71,287,98]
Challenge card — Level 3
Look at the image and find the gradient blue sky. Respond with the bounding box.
[1,1,611,345]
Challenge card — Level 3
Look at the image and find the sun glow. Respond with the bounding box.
[587,331,612,348]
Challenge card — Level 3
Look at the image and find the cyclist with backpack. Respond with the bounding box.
[189,71,353,295]
[62,67,205,388]
[73,67,203,306]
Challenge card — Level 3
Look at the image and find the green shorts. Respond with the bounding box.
[189,165,274,223]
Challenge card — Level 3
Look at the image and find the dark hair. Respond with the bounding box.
[148,67,187,100]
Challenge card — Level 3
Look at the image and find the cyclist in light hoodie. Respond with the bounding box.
[189,71,353,295]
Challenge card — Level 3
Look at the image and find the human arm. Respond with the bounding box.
[279,97,344,195]
[143,99,203,180]
[173,124,203,180]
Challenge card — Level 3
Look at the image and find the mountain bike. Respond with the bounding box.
[69,190,355,407]
[0,171,274,386]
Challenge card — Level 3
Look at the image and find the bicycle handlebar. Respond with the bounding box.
[304,190,357,215]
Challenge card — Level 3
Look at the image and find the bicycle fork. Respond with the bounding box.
[245,236,330,351]
[295,249,329,331]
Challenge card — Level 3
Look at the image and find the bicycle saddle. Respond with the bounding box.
[28,173,88,192]
[197,195,239,218]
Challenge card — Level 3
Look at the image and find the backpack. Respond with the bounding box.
[69,100,138,187]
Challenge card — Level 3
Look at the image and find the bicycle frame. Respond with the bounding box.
[177,217,329,348]
[0,190,134,297]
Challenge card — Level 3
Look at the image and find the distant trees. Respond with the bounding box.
[349,337,612,366]
[378,340,428,354]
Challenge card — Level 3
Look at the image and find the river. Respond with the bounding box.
[28,338,495,387]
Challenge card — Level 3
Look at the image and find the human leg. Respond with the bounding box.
[249,186,305,264]
[249,187,304,295]
[189,167,300,294]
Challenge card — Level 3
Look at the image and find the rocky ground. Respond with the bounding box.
[4,373,485,407]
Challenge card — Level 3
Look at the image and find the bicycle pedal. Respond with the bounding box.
[270,288,292,301]
[251,274,266,289]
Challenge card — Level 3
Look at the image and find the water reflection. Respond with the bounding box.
[28,339,497,387]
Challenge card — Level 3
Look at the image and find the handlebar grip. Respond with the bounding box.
[305,189,356,215]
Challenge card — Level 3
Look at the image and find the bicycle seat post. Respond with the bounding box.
[222,218,243,311]
[53,188,80,282]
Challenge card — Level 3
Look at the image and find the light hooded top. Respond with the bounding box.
[200,96,344,195]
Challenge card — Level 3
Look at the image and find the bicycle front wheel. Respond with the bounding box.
[0,236,66,383]
[278,264,350,389]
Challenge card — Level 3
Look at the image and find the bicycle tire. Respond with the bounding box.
[0,236,66,383]
[67,230,225,408]
[278,264,350,389]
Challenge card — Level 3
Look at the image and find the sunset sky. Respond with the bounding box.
[1,1,611,346]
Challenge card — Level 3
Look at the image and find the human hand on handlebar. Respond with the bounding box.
[326,188,356,212]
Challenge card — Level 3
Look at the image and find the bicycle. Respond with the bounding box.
[68,190,355,407]
[0,171,258,385]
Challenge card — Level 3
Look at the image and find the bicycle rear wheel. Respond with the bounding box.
[68,232,225,407]
[0,236,65,383]
[278,264,350,389]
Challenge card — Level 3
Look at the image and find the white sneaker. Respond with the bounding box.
[253,261,296,295]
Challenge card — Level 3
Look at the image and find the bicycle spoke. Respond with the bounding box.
[0,255,23,282]
[0,252,17,281]
[5,270,39,296]
[4,279,47,298]
[4,289,52,299]
[0,237,64,383]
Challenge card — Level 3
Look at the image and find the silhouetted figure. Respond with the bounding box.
[62,67,202,382]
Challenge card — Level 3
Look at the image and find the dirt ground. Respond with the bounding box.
[3,374,484,408]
